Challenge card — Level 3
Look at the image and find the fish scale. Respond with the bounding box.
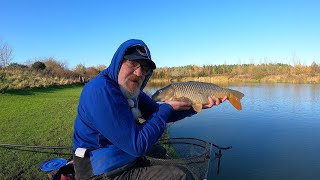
[173,82,227,103]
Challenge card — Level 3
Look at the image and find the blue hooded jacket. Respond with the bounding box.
[73,39,195,175]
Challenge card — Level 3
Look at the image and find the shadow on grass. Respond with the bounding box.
[5,83,84,96]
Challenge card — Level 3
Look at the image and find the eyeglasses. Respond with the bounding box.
[125,60,152,75]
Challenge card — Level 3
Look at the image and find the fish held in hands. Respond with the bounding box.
[152,81,244,112]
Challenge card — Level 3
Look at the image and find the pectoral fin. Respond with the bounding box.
[228,93,242,110]
[192,104,202,112]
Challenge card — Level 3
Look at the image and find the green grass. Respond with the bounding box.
[0,85,83,180]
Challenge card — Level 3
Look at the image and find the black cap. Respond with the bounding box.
[124,45,156,70]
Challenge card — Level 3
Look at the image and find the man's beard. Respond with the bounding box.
[120,85,140,99]
[119,75,142,99]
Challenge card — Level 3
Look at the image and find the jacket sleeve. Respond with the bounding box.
[84,85,174,157]
[138,92,160,119]
[167,108,197,123]
[138,92,197,123]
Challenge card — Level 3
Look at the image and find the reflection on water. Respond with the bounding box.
[144,83,320,180]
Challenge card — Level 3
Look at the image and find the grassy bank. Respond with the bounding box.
[0,84,174,179]
[0,68,80,93]
[0,85,82,179]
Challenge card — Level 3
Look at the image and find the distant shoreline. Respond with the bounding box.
[149,74,320,84]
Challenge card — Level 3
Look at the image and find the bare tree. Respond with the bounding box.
[0,40,13,68]
[74,63,86,76]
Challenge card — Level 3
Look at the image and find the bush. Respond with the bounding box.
[32,61,46,70]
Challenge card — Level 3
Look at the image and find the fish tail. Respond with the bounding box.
[228,89,244,99]
[227,89,244,111]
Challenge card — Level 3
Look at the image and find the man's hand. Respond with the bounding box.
[202,96,227,109]
[165,100,192,111]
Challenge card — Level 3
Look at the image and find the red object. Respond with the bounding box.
[60,174,76,180]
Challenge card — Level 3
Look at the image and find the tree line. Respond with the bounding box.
[0,57,106,93]
[151,62,320,83]
[0,39,105,79]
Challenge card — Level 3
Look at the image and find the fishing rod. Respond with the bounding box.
[0,143,72,149]
[0,143,73,155]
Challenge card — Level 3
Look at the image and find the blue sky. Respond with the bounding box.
[1,0,319,69]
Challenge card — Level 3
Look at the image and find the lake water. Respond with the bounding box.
[145,83,320,180]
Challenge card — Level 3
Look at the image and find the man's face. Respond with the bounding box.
[118,60,150,98]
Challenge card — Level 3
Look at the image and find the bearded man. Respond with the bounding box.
[72,39,225,180]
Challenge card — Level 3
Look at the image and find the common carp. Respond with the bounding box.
[152,81,244,112]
